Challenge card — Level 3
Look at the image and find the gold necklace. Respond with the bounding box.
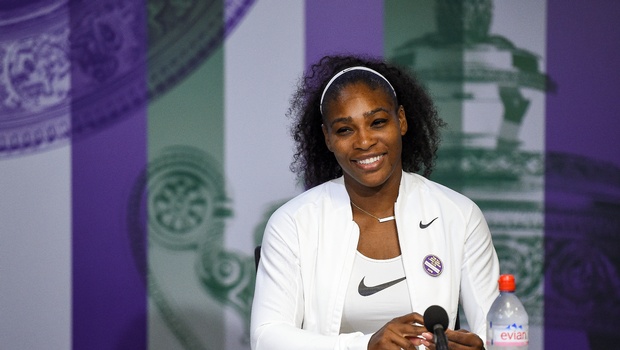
[350,201,395,223]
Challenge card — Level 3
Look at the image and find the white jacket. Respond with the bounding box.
[251,172,499,349]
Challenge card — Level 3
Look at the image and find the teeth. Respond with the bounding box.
[358,155,382,165]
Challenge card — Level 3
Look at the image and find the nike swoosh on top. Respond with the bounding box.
[358,276,407,296]
[419,217,439,229]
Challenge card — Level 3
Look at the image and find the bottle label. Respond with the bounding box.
[488,323,528,347]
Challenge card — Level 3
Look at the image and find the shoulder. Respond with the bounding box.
[268,177,347,225]
[262,177,350,250]
[401,172,482,216]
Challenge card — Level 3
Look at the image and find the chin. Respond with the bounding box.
[347,173,391,189]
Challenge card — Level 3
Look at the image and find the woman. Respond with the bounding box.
[251,55,499,350]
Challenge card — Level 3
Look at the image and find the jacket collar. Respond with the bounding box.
[326,171,424,211]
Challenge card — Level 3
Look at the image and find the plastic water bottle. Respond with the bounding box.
[486,274,528,349]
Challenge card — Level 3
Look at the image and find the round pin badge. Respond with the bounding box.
[423,254,443,277]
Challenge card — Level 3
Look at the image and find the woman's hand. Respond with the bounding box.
[421,328,484,350]
[368,313,431,350]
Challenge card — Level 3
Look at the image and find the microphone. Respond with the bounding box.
[423,305,449,350]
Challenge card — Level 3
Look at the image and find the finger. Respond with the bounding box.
[371,333,416,350]
[393,312,424,324]
[389,312,427,338]
[391,321,429,339]
[369,327,416,349]
[375,314,434,349]
[415,332,433,349]
[409,312,425,326]
[390,330,428,350]
[387,323,434,349]
[404,335,428,348]
[445,329,484,349]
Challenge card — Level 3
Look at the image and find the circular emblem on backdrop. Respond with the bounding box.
[0,0,255,157]
[423,254,443,277]
[127,147,247,348]
[128,146,231,252]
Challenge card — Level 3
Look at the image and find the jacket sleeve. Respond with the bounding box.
[250,206,371,350]
[459,202,500,343]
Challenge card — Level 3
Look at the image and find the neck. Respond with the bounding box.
[344,171,402,213]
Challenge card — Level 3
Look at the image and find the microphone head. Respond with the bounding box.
[423,305,449,330]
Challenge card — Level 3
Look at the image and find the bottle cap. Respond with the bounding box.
[498,274,516,292]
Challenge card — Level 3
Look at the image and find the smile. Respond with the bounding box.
[356,154,384,165]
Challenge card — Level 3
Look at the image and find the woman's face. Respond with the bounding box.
[322,82,407,192]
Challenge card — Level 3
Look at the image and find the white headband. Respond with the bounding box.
[319,66,396,115]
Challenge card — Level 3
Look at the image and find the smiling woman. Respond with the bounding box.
[250,55,500,350]
[323,81,407,192]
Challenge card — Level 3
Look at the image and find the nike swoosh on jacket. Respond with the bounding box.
[357,276,406,296]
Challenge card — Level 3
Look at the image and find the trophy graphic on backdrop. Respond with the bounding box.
[390,0,554,325]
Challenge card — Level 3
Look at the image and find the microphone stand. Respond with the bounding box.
[433,323,449,350]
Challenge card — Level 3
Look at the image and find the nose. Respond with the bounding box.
[353,128,377,150]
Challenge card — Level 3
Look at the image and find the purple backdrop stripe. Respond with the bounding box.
[71,116,148,350]
[70,2,148,349]
[305,0,384,68]
[546,1,620,350]
[546,0,620,166]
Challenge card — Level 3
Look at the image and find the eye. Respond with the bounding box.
[371,118,388,127]
[336,127,352,135]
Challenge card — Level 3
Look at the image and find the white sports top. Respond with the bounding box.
[340,251,412,334]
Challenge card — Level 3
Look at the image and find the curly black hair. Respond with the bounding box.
[288,54,445,189]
